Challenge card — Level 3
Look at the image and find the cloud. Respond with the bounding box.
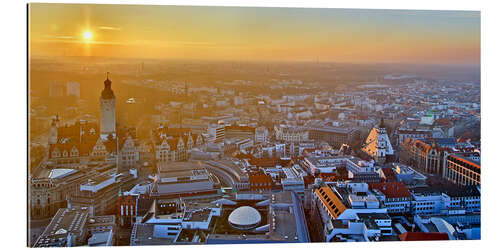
[42,34,74,40]
[54,36,74,39]
[99,26,121,31]
[37,38,126,46]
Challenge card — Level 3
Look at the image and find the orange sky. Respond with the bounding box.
[29,4,480,64]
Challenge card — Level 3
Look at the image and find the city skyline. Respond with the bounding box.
[28,4,481,247]
[29,4,480,64]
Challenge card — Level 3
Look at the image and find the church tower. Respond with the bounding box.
[48,115,59,145]
[361,117,394,164]
[100,72,116,139]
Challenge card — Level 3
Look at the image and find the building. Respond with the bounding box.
[281,166,306,197]
[87,215,116,246]
[33,207,90,247]
[225,124,255,139]
[274,124,309,142]
[151,162,220,198]
[208,123,225,143]
[117,181,152,226]
[228,206,262,230]
[311,183,391,242]
[131,198,223,245]
[100,73,116,138]
[255,126,269,143]
[47,120,99,168]
[399,232,449,241]
[248,169,273,191]
[30,168,89,219]
[118,133,140,170]
[361,118,394,164]
[369,182,412,214]
[302,155,380,182]
[207,191,310,244]
[395,129,432,147]
[410,184,480,215]
[66,82,80,98]
[46,118,143,170]
[440,185,481,214]
[68,169,137,216]
[389,163,427,186]
[48,115,59,145]
[49,82,65,98]
[302,155,345,174]
[307,126,357,148]
[225,138,254,152]
[409,187,444,215]
[442,154,480,186]
[400,138,446,175]
[152,125,204,163]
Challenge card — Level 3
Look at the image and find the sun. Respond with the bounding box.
[83,31,92,41]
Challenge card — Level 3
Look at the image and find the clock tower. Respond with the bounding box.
[100,72,116,139]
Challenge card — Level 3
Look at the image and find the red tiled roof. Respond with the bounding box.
[381,168,397,182]
[369,182,411,198]
[434,118,452,127]
[399,232,449,241]
[414,139,431,152]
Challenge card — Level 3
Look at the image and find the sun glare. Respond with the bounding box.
[83,31,92,41]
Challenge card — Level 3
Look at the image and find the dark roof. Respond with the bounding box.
[411,184,480,197]
[448,154,480,169]
[136,198,155,217]
[101,77,115,99]
[399,232,449,241]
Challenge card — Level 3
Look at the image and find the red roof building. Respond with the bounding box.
[248,171,273,191]
[399,232,449,241]
[369,182,411,199]
[381,168,397,182]
[369,182,412,213]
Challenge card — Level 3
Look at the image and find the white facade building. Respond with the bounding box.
[361,119,394,164]
[208,123,225,143]
[67,82,80,98]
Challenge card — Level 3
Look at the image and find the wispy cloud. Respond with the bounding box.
[37,37,126,46]
[99,26,121,31]
[54,35,74,39]
[42,34,75,40]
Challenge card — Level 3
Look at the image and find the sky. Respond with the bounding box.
[29,3,480,64]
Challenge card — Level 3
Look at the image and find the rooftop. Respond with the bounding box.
[34,207,89,247]
[399,232,449,241]
[228,206,262,227]
[369,182,412,198]
[131,224,175,246]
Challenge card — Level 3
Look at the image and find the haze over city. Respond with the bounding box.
[30,4,479,64]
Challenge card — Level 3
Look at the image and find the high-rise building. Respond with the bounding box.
[49,82,65,98]
[100,73,116,138]
[66,82,80,98]
[208,123,225,143]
